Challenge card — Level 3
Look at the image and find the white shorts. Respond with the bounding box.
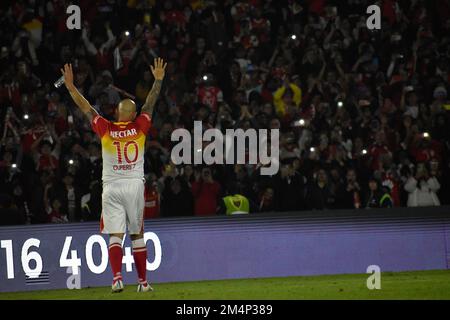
[100,179,145,235]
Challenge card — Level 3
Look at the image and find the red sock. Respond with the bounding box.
[108,243,123,282]
[133,246,147,284]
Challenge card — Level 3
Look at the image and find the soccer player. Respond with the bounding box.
[60,58,166,293]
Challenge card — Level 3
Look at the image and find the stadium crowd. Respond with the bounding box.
[1,0,450,225]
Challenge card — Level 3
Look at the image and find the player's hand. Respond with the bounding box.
[150,57,167,81]
[60,64,75,89]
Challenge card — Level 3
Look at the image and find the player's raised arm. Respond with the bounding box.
[61,63,98,121]
[141,57,167,117]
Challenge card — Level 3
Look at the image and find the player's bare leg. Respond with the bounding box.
[130,232,153,292]
[109,233,125,293]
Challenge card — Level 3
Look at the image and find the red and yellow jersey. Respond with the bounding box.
[91,112,151,184]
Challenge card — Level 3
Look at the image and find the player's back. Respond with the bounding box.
[91,112,152,184]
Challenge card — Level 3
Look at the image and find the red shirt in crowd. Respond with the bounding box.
[197,86,223,112]
[369,144,391,170]
[22,128,45,154]
[0,82,21,108]
[409,140,443,163]
[37,154,59,172]
[191,180,220,216]
[144,184,160,219]
[382,0,397,25]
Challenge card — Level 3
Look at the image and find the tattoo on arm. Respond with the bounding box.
[141,79,162,116]
[85,110,94,122]
[67,86,96,122]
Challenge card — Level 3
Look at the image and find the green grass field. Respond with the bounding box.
[1,270,449,300]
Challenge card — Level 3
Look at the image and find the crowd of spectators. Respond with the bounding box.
[1,0,450,225]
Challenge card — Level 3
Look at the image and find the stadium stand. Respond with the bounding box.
[0,0,449,225]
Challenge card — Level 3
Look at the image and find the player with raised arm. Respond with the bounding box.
[60,58,166,293]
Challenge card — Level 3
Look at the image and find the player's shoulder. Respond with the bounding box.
[93,114,110,125]
[137,112,152,122]
[91,114,110,137]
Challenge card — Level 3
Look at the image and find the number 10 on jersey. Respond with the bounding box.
[113,141,139,164]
